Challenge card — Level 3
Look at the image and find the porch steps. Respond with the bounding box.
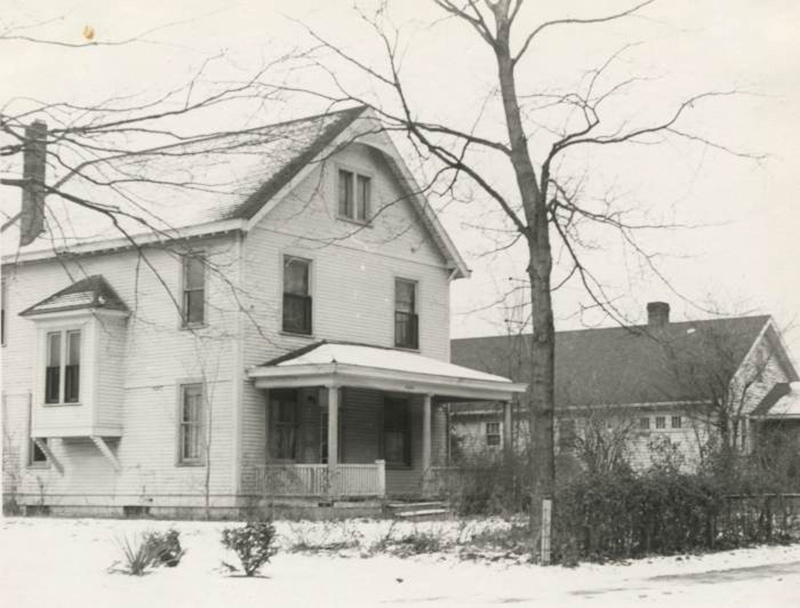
[385,501,451,519]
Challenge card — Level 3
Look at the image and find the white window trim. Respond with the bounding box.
[335,163,374,224]
[180,251,207,329]
[176,379,206,467]
[280,253,314,338]
[41,325,85,407]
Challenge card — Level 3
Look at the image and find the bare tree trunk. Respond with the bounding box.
[494,16,556,555]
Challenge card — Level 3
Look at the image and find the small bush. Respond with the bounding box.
[144,529,185,567]
[116,534,154,576]
[221,520,278,576]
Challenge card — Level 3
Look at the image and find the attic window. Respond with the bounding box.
[338,169,371,222]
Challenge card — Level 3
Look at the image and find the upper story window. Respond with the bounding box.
[282,256,312,335]
[671,415,682,429]
[394,279,418,349]
[639,416,650,430]
[338,169,371,222]
[179,383,204,465]
[182,254,205,326]
[655,416,666,429]
[45,329,81,404]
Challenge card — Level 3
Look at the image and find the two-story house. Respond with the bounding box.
[1,106,525,517]
[450,303,798,470]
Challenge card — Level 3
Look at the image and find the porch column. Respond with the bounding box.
[422,394,432,496]
[327,385,339,469]
[503,400,513,453]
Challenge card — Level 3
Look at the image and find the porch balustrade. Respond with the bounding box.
[253,460,386,498]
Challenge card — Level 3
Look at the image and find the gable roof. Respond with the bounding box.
[20,275,128,317]
[451,315,797,410]
[751,383,796,417]
[1,107,468,277]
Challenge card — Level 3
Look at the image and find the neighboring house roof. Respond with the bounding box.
[19,275,128,316]
[249,340,527,402]
[1,106,469,277]
[752,383,800,418]
[451,313,797,412]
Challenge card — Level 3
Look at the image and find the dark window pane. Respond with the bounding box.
[31,439,47,464]
[283,257,309,295]
[272,390,298,460]
[338,170,353,217]
[45,332,61,403]
[184,256,205,290]
[383,398,410,466]
[185,290,205,325]
[394,311,418,349]
[356,175,370,220]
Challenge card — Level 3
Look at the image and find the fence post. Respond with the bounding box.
[376,460,386,498]
[541,498,552,565]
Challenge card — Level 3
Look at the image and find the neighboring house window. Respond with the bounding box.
[671,416,682,429]
[44,330,81,404]
[182,254,205,326]
[486,422,501,446]
[558,419,577,452]
[272,389,299,460]
[655,416,666,429]
[639,417,650,430]
[338,169,371,222]
[395,279,418,349]
[179,383,204,464]
[282,256,312,335]
[383,397,411,466]
[29,438,48,466]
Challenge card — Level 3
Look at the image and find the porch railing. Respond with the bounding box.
[253,460,386,498]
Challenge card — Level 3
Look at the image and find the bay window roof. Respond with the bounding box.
[20,275,128,317]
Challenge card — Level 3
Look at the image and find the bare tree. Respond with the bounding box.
[275,0,756,559]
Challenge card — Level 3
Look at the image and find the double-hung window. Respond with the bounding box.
[338,169,371,222]
[30,438,48,466]
[44,329,81,404]
[383,397,411,467]
[182,254,205,326]
[486,422,501,447]
[179,383,204,464]
[282,256,312,335]
[394,279,418,349]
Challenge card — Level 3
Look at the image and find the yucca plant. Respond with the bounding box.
[116,534,154,576]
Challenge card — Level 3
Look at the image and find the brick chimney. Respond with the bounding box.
[647,301,670,327]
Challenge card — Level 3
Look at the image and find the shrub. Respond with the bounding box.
[144,528,185,567]
[221,520,278,576]
[115,534,154,576]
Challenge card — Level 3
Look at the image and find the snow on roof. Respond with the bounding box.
[754,382,800,418]
[20,275,128,316]
[2,107,366,258]
[266,341,516,385]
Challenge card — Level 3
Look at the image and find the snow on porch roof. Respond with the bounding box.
[752,383,800,419]
[249,341,527,401]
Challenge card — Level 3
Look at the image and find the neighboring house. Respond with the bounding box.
[450,302,799,469]
[1,107,525,516]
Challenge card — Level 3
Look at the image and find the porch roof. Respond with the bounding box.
[752,382,800,419]
[248,341,527,401]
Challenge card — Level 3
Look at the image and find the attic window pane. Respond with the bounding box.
[338,170,353,217]
[356,175,371,221]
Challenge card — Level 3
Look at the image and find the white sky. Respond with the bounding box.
[2,0,799,359]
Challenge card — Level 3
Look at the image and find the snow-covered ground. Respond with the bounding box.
[1,516,799,607]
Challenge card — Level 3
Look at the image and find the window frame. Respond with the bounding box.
[29,437,49,468]
[394,278,419,350]
[639,416,650,430]
[281,255,313,336]
[336,166,372,224]
[1,278,6,346]
[181,253,206,328]
[270,389,300,462]
[486,421,501,447]
[43,328,82,406]
[671,415,682,429]
[655,416,666,430]
[177,382,205,466]
[382,396,412,468]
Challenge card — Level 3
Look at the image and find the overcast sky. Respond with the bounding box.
[2,0,799,358]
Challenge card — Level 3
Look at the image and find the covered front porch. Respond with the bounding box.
[247,341,526,500]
